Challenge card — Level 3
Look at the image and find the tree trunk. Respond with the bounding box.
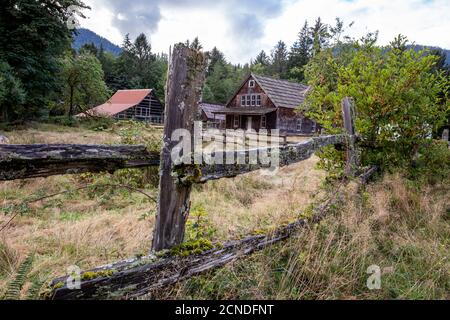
[69,86,74,117]
[152,44,207,251]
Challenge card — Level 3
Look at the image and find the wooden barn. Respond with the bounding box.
[80,89,164,123]
[213,74,318,135]
[199,102,226,129]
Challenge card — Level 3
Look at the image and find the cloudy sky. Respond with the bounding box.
[80,0,450,64]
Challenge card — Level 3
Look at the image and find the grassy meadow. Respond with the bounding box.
[0,121,448,300]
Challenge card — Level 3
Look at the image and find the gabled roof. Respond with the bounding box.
[252,74,311,109]
[82,89,153,117]
[200,102,225,121]
[225,73,310,110]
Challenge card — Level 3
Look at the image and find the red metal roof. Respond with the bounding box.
[82,89,153,117]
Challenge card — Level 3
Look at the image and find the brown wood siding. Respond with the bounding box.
[227,76,275,109]
[224,75,318,134]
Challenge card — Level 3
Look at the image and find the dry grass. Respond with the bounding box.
[2,123,447,300]
[5,123,121,145]
[0,123,325,299]
[172,174,449,300]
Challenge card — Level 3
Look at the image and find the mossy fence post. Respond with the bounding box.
[342,97,360,177]
[152,44,207,252]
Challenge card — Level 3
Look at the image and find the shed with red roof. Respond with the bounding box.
[80,89,164,123]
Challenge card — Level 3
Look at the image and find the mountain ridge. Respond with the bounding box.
[72,28,122,56]
[73,28,450,65]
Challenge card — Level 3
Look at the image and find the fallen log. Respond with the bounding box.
[0,144,160,181]
[47,166,377,300]
[48,218,311,300]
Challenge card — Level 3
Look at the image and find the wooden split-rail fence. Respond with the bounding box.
[0,44,370,300]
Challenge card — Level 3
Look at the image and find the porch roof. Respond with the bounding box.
[212,107,277,116]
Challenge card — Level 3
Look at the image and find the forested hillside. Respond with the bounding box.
[73,28,122,56]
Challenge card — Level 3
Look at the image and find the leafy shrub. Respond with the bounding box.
[410,140,450,184]
[185,205,217,242]
[304,35,450,175]
[111,121,162,188]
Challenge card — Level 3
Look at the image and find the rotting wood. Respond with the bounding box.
[443,129,449,147]
[152,44,208,251]
[342,97,360,177]
[174,134,348,184]
[0,134,349,182]
[0,144,160,181]
[47,166,378,300]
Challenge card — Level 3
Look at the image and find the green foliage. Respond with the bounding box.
[3,254,34,300]
[409,140,450,184]
[185,205,217,242]
[109,33,168,98]
[0,0,88,120]
[204,57,246,104]
[0,61,26,121]
[304,35,450,173]
[61,52,109,116]
[26,276,48,300]
[111,121,162,188]
[81,269,116,281]
[169,239,214,258]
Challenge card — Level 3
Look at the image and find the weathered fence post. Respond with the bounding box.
[152,44,207,252]
[442,129,449,147]
[342,97,360,177]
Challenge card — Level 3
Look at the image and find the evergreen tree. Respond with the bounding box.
[310,17,330,56]
[270,41,289,78]
[254,50,270,66]
[0,0,88,120]
[288,21,312,81]
[207,47,226,76]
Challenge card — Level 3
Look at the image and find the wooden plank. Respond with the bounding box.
[442,129,449,147]
[342,98,360,177]
[0,134,347,182]
[152,44,207,252]
[0,144,159,181]
[174,135,347,184]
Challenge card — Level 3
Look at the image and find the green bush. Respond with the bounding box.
[304,35,450,175]
[410,140,450,184]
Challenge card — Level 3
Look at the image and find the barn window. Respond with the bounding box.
[261,115,267,129]
[249,80,255,88]
[256,95,262,106]
[241,96,246,107]
[246,95,251,106]
[234,115,240,128]
[251,95,256,106]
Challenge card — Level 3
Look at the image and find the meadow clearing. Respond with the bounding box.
[0,122,448,300]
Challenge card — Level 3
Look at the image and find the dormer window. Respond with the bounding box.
[249,80,255,88]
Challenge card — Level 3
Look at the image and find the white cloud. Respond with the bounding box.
[80,0,450,64]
